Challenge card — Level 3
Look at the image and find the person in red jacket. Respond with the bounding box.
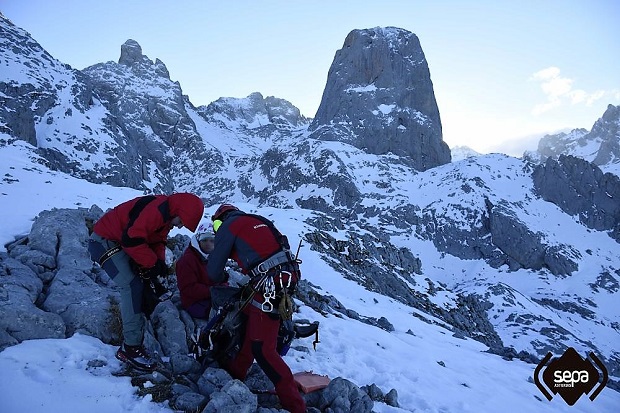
[207,203,306,413]
[176,223,225,318]
[88,193,204,371]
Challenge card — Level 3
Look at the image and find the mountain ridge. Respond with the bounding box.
[525,104,620,176]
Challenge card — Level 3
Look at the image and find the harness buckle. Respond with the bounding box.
[261,300,274,312]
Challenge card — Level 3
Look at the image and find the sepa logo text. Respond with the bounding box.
[534,347,608,405]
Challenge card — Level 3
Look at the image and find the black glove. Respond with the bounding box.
[142,278,171,318]
[144,259,168,279]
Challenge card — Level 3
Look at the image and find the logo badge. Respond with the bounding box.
[534,347,608,405]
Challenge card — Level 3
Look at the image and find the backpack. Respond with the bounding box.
[194,286,246,366]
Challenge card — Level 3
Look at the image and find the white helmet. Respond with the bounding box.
[191,222,215,258]
[195,222,215,241]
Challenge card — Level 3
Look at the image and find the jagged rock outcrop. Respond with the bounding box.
[305,228,421,298]
[83,40,219,193]
[1,207,118,347]
[303,222,507,351]
[319,377,374,412]
[118,39,170,78]
[309,27,451,171]
[533,154,620,242]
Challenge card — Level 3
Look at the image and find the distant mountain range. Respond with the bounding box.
[525,104,620,176]
[1,10,619,398]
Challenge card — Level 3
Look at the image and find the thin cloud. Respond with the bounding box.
[530,67,609,115]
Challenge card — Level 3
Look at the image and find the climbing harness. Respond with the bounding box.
[249,250,294,277]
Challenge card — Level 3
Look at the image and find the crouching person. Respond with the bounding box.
[207,203,306,413]
[88,193,204,371]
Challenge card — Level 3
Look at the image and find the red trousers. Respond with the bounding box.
[226,304,306,413]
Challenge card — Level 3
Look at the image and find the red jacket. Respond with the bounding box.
[176,245,220,309]
[93,193,203,268]
[207,211,284,282]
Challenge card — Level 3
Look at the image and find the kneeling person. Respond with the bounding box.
[176,223,225,319]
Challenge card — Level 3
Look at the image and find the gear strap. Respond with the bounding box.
[98,245,122,266]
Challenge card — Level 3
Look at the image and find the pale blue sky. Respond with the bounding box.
[2,0,619,155]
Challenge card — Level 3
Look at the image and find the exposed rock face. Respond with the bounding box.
[309,27,451,171]
[533,154,620,242]
[303,218,506,352]
[1,207,113,347]
[487,200,580,275]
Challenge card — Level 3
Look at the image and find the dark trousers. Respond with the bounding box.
[226,304,306,413]
[185,299,212,319]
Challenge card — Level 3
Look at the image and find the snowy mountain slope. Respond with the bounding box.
[1,147,619,412]
[0,15,136,186]
[0,140,142,245]
[301,153,620,370]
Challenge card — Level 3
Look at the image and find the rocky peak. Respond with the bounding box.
[309,27,451,171]
[597,103,620,129]
[80,40,210,192]
[118,39,170,79]
[591,104,620,167]
[199,92,308,130]
[118,39,143,66]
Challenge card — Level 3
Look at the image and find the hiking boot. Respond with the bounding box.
[116,343,157,371]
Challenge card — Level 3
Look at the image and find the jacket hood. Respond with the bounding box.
[168,193,204,232]
[190,236,210,260]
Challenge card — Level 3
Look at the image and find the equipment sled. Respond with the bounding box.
[293,371,331,393]
[254,371,330,396]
